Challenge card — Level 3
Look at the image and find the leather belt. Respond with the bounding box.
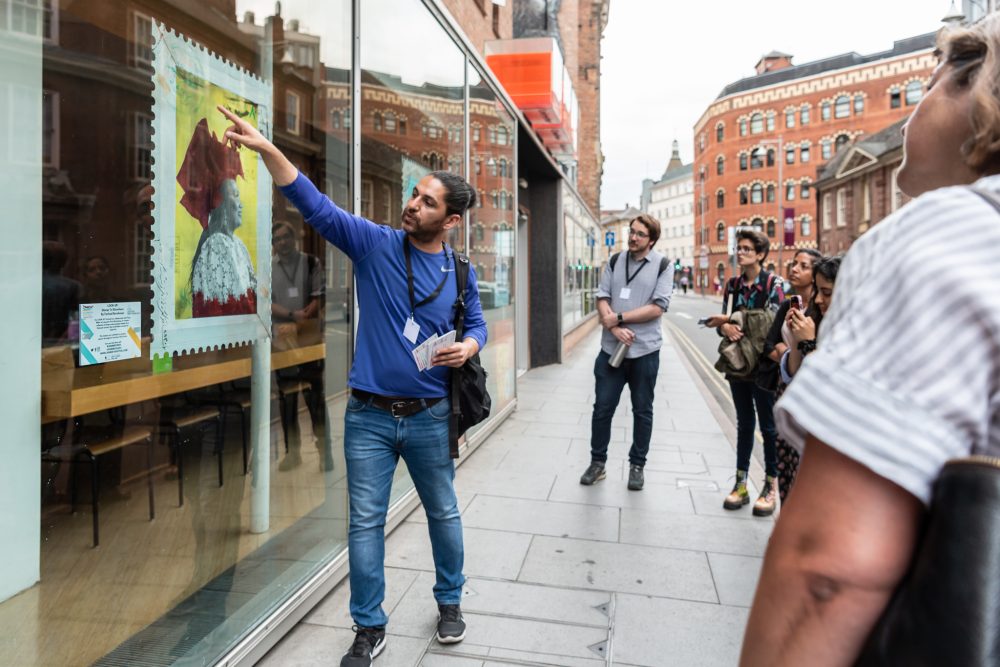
[351,389,444,419]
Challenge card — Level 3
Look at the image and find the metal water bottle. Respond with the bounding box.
[608,341,628,368]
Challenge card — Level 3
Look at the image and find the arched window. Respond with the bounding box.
[487,126,497,144]
[716,221,725,241]
[801,181,811,199]
[739,153,748,170]
[739,186,749,205]
[766,220,776,238]
[373,111,383,131]
[750,112,764,134]
[834,95,850,119]
[766,111,775,132]
[330,109,341,129]
[785,108,795,129]
[821,101,831,121]
[489,159,498,177]
[716,156,725,175]
[905,80,923,106]
[498,158,507,178]
[786,182,796,201]
[800,144,811,163]
[853,94,864,114]
[801,216,812,237]
[716,123,724,142]
[821,139,832,160]
[739,118,748,136]
[398,116,407,134]
[751,184,764,204]
[474,158,482,175]
[890,86,902,109]
[766,149,775,167]
[717,262,727,283]
[475,224,485,242]
[835,134,850,152]
[472,124,481,142]
[766,184,775,203]
[750,149,763,169]
[383,111,396,133]
[716,189,725,208]
[343,112,351,129]
[800,105,810,125]
[751,218,764,231]
[496,126,510,146]
[785,145,795,165]
[498,191,508,210]
[492,192,499,208]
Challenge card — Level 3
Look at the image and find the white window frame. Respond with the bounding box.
[822,194,833,230]
[134,219,153,286]
[129,10,154,69]
[361,179,373,219]
[131,111,154,181]
[42,89,59,168]
[4,0,58,42]
[836,188,847,228]
[286,90,301,135]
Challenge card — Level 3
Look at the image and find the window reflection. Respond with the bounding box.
[563,186,601,332]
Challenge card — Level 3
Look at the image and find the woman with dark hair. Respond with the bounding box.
[706,229,784,517]
[742,15,1000,665]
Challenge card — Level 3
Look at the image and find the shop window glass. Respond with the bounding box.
[562,184,600,333]
[14,1,357,664]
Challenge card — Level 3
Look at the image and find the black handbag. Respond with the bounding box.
[447,253,491,458]
[855,456,1000,666]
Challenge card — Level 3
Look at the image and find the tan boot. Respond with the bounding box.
[723,470,750,510]
[753,475,777,517]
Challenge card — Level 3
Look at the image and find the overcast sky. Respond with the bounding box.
[599,0,957,210]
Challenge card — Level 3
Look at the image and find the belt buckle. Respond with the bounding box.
[390,400,408,418]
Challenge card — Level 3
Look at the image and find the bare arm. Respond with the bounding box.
[740,437,922,666]
[620,303,665,325]
[219,105,297,186]
[768,342,788,363]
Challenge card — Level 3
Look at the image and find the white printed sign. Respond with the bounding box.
[79,302,142,366]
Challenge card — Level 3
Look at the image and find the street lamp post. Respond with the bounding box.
[698,174,705,295]
[754,135,784,282]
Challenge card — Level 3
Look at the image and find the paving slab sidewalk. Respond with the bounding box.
[261,323,774,667]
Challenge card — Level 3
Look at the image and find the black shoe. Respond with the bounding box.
[579,462,606,486]
[627,465,644,491]
[436,604,466,644]
[340,625,386,666]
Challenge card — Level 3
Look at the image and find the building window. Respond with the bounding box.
[834,95,850,119]
[891,166,904,211]
[890,87,902,109]
[488,158,498,176]
[821,101,831,121]
[739,187,749,205]
[786,182,795,201]
[750,112,764,134]
[751,184,763,204]
[343,110,352,130]
[739,153,748,170]
[472,124,480,142]
[716,123,724,142]
[492,3,501,37]
[716,156,724,175]
[821,139,832,160]
[130,10,153,69]
[766,184,775,203]
[739,118,748,136]
[835,134,850,153]
[766,111,775,132]
[785,146,795,165]
[766,149,775,167]
[496,125,509,146]
[785,109,795,129]
[905,80,923,106]
[800,144,810,163]
[134,219,152,285]
[131,111,153,181]
[372,110,382,132]
[382,184,392,223]
[42,90,59,168]
[286,91,302,134]
[330,109,341,129]
[836,188,848,227]
[854,94,865,114]
[801,216,812,237]
[716,222,725,242]
[766,219,775,238]
[801,182,811,199]
[383,111,396,133]
[361,179,373,219]
[717,190,725,208]
[6,0,57,40]
[750,150,763,169]
[750,218,763,231]
[800,105,810,125]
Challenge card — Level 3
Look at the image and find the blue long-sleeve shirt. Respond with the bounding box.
[279,172,487,398]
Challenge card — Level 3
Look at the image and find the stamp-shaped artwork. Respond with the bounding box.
[150,22,272,358]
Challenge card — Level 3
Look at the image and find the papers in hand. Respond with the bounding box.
[411,330,456,371]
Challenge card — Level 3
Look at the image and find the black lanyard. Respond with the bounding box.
[403,236,450,316]
[624,253,649,285]
[277,253,300,288]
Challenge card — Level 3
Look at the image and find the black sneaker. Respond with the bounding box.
[579,462,606,485]
[340,625,386,666]
[436,604,466,644]
[627,465,644,490]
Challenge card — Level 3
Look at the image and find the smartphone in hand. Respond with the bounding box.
[789,295,802,310]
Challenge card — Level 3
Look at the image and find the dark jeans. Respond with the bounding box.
[729,379,778,477]
[590,349,660,467]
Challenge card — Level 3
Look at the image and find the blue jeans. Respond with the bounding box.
[344,394,464,628]
[729,380,778,477]
[590,349,660,467]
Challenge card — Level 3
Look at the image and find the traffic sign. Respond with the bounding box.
[604,231,615,247]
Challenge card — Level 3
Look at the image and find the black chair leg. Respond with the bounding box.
[146,435,155,521]
[174,429,184,507]
[279,394,290,453]
[239,408,249,475]
[70,452,79,514]
[214,417,224,487]
[90,453,99,548]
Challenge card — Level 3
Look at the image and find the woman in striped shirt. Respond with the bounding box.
[742,15,1000,666]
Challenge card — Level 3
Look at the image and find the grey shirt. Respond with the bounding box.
[272,250,324,322]
[595,249,674,359]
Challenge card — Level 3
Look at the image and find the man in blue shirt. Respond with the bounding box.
[218,107,486,666]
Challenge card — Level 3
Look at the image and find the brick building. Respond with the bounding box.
[441,0,514,53]
[813,118,912,255]
[692,33,936,287]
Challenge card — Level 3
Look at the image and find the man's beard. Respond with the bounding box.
[404,213,445,243]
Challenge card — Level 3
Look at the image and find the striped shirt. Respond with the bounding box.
[775,174,1000,506]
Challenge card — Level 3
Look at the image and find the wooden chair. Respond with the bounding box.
[156,405,225,506]
[42,424,155,548]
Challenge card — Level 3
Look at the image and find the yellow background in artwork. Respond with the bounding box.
[174,69,259,319]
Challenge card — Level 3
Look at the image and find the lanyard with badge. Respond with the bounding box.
[278,255,301,300]
[402,236,451,343]
[618,253,648,300]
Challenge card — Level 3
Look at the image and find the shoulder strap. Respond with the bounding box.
[609,251,621,271]
[452,250,470,333]
[658,256,669,276]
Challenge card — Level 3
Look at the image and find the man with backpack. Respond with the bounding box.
[706,229,783,516]
[580,214,674,491]
[217,106,487,667]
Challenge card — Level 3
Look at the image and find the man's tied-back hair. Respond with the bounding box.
[430,170,478,217]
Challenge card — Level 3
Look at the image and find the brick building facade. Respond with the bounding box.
[692,34,936,286]
[441,0,514,53]
[813,118,911,255]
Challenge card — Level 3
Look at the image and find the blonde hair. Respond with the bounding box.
[938,14,1000,175]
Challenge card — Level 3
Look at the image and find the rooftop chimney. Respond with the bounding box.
[243,10,255,24]
[755,51,794,75]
